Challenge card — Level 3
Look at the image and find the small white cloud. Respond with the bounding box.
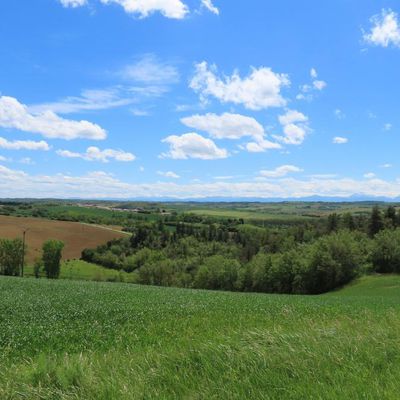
[310,68,318,79]
[364,172,376,179]
[59,0,87,7]
[139,166,145,172]
[190,61,290,110]
[364,9,400,48]
[99,0,189,19]
[201,0,219,15]
[246,139,282,152]
[313,80,327,90]
[259,165,303,178]
[0,96,106,140]
[333,136,348,144]
[57,146,136,162]
[380,163,392,168]
[161,132,228,160]
[0,137,50,151]
[275,110,309,145]
[157,171,180,179]
[384,123,393,131]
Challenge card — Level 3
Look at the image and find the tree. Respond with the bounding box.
[33,258,43,278]
[0,238,24,276]
[327,213,340,233]
[371,229,400,273]
[369,206,383,237]
[42,240,64,279]
[385,206,397,228]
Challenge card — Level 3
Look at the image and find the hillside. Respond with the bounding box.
[0,215,128,263]
[0,275,399,399]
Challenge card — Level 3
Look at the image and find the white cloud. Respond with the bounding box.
[364,172,376,179]
[57,146,136,162]
[310,68,318,79]
[0,137,50,151]
[201,0,219,15]
[161,132,228,159]
[364,9,400,48]
[380,163,392,168]
[157,171,180,179]
[259,165,302,178]
[313,80,327,90]
[333,136,348,144]
[275,109,309,145]
[120,54,179,84]
[0,96,106,140]
[246,139,282,152]
[20,157,35,165]
[384,123,393,131]
[181,113,264,141]
[190,62,290,110]
[59,0,87,7]
[3,165,400,199]
[30,88,134,115]
[100,0,189,19]
[182,112,282,153]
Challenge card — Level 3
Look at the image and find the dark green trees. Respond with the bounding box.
[369,206,384,237]
[42,240,64,279]
[0,238,24,276]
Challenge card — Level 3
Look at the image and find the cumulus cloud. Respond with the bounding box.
[0,137,50,151]
[57,146,135,162]
[181,113,264,141]
[0,96,106,140]
[181,112,281,153]
[157,171,180,179]
[275,109,309,145]
[99,0,189,19]
[259,165,302,178]
[333,136,348,144]
[364,172,376,179]
[201,0,219,15]
[59,0,87,7]
[190,62,290,110]
[364,9,400,47]
[161,132,228,159]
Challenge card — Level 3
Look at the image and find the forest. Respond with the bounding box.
[81,205,400,294]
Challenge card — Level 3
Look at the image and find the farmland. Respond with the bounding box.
[0,215,128,264]
[0,275,399,399]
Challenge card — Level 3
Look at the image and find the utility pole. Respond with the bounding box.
[21,228,29,278]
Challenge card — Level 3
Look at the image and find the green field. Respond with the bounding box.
[1,275,399,399]
[24,260,137,283]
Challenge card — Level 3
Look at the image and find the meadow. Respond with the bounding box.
[0,215,128,263]
[0,275,399,399]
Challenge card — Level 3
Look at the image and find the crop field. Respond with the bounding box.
[0,275,399,399]
[0,215,128,263]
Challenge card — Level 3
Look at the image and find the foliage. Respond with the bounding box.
[0,238,24,276]
[42,240,65,279]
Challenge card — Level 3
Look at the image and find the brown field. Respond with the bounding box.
[0,215,128,264]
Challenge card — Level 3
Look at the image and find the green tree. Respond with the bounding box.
[371,229,400,273]
[369,206,383,237]
[0,238,24,276]
[42,240,64,279]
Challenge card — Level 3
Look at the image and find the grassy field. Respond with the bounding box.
[0,275,399,399]
[24,260,137,283]
[0,215,128,263]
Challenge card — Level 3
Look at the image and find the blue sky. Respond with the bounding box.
[1,0,400,199]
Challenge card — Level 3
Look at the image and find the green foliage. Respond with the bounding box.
[42,240,65,279]
[0,238,24,276]
[371,229,400,273]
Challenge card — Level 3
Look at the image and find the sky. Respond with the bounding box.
[1,0,400,199]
